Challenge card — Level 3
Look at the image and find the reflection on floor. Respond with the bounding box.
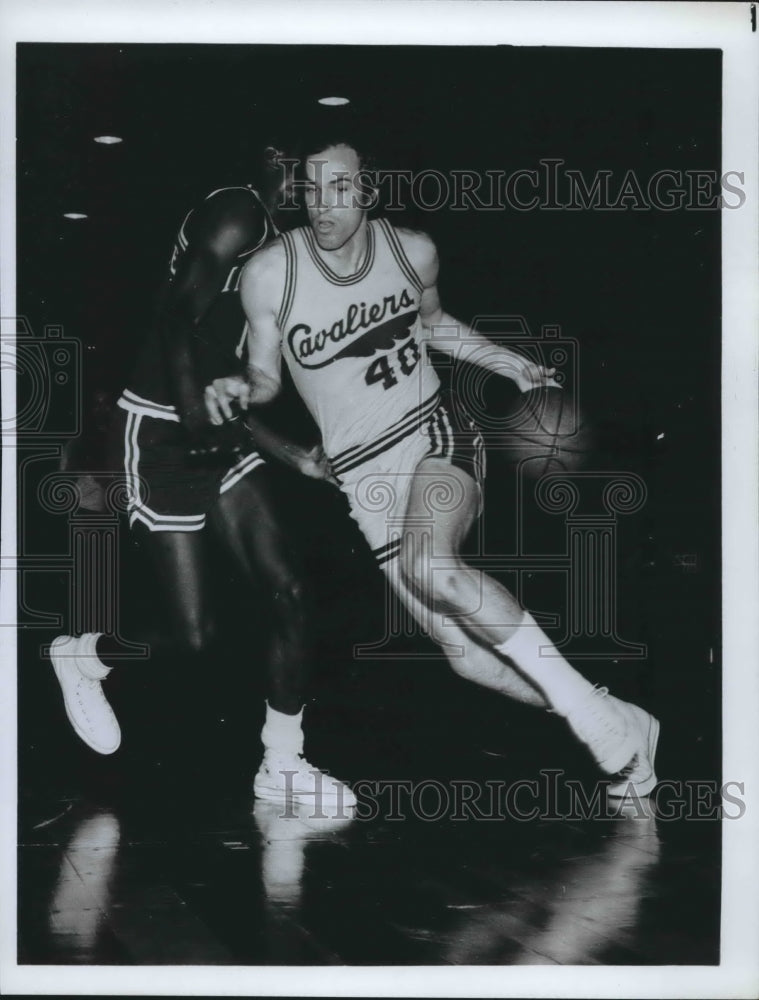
[17,393,722,968]
[18,697,720,967]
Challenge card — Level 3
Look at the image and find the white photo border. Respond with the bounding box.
[1,2,757,997]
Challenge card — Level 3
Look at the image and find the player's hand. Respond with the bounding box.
[298,444,339,486]
[515,362,560,393]
[204,375,251,425]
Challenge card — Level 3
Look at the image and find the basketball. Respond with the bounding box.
[500,386,595,478]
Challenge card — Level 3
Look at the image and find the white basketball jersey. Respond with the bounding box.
[279,218,441,470]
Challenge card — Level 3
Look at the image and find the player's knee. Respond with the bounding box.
[430,569,469,613]
[400,539,466,612]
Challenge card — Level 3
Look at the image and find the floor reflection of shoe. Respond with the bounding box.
[253,752,357,810]
[607,699,660,799]
[606,792,659,820]
[504,810,660,966]
[564,686,637,775]
[48,810,121,953]
[252,799,354,906]
[49,635,120,754]
[253,800,307,906]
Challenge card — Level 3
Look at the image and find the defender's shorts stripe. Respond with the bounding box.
[123,411,206,531]
[121,410,264,533]
[129,509,206,532]
[219,451,266,494]
[118,389,181,422]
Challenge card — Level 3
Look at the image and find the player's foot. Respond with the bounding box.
[606,699,660,799]
[563,685,637,775]
[253,752,357,810]
[49,634,121,755]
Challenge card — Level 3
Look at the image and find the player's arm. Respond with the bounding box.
[204,242,334,482]
[401,229,557,393]
[204,241,285,418]
[158,188,268,432]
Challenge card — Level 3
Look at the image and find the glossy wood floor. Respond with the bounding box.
[17,464,721,968]
[18,657,721,967]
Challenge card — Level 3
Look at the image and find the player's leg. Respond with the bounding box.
[209,471,307,715]
[380,560,546,706]
[209,470,356,809]
[400,456,525,647]
[49,526,215,755]
[119,524,215,656]
[49,406,218,754]
[400,457,657,787]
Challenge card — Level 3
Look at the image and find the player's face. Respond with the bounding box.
[304,144,366,251]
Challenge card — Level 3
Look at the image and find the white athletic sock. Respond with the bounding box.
[493,611,594,716]
[260,702,305,757]
[76,633,111,680]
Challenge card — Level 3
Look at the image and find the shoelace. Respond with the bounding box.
[572,686,628,741]
[80,675,111,706]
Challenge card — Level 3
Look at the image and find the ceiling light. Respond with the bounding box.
[63,213,88,220]
[317,96,350,106]
[93,135,123,144]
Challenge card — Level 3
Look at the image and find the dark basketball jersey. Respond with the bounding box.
[120,186,276,421]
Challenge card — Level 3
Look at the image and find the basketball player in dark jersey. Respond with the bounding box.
[49,148,355,807]
[210,130,659,802]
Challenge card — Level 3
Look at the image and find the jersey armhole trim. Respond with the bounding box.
[277,232,296,331]
[377,218,425,296]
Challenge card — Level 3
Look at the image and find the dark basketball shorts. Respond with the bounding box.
[114,391,265,532]
[330,390,486,566]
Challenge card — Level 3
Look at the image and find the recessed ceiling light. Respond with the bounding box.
[317,96,350,106]
[63,213,88,220]
[94,135,123,144]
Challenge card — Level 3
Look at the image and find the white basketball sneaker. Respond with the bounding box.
[49,634,121,755]
[253,752,357,811]
[606,699,660,799]
[563,686,638,775]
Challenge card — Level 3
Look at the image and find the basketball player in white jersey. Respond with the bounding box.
[208,134,659,801]
[49,145,355,808]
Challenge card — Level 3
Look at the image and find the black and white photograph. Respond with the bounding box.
[2,2,758,997]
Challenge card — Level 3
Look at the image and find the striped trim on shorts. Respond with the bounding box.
[117,393,265,532]
[332,392,486,566]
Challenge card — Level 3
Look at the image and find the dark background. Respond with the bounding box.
[16,44,721,820]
